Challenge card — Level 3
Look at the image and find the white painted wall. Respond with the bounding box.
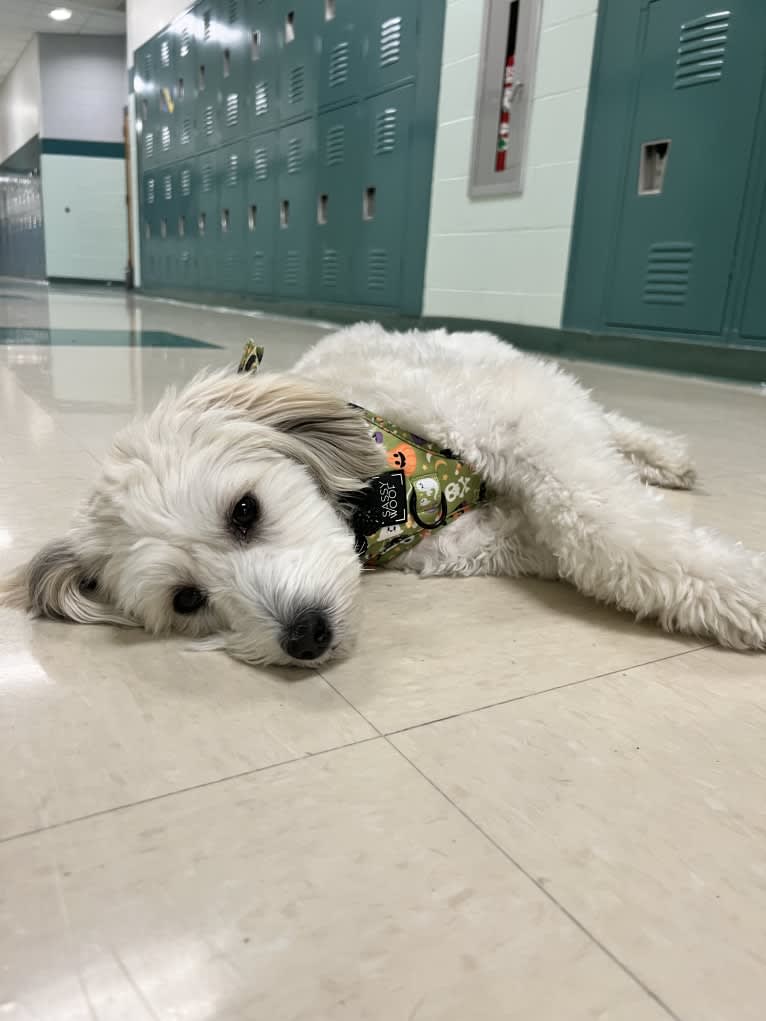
[0,38,41,166]
[126,0,191,61]
[38,34,127,143]
[41,154,128,280]
[423,0,599,328]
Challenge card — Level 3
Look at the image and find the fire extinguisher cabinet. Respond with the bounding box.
[469,0,542,197]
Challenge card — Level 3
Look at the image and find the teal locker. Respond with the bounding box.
[196,152,220,285]
[605,1,766,335]
[364,0,418,96]
[195,2,223,152]
[275,0,321,123]
[318,0,359,110]
[738,196,766,341]
[313,104,361,301]
[245,0,280,134]
[158,165,178,284]
[354,85,414,306]
[140,171,161,284]
[176,161,199,288]
[171,10,200,160]
[276,118,317,296]
[243,130,279,295]
[214,0,250,144]
[217,141,247,291]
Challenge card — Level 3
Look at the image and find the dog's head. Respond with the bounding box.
[0,370,385,667]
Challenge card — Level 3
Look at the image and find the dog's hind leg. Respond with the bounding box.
[604,410,697,490]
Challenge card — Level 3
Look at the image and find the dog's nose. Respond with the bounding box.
[282,609,333,661]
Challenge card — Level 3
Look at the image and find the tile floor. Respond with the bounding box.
[1,279,765,1020]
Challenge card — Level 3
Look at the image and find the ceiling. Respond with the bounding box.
[0,0,126,85]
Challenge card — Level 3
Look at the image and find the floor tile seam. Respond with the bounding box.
[380,644,711,738]
[0,734,382,846]
[386,736,684,1021]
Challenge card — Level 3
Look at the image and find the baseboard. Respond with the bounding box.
[136,286,766,384]
[48,277,126,287]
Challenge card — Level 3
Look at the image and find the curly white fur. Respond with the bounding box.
[2,324,765,663]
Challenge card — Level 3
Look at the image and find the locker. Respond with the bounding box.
[243,129,279,295]
[171,10,200,161]
[158,165,179,285]
[176,160,199,288]
[738,194,766,341]
[245,0,280,134]
[275,0,321,123]
[318,0,360,110]
[276,118,317,296]
[217,141,248,292]
[605,0,766,335]
[196,152,220,285]
[353,85,414,306]
[195,1,223,152]
[212,0,251,144]
[312,104,361,301]
[363,0,418,97]
[140,171,161,284]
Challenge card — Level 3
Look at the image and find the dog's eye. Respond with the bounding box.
[230,493,260,537]
[173,586,207,615]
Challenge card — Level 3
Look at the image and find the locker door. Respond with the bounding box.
[313,104,361,301]
[159,166,178,285]
[738,196,766,343]
[140,171,160,284]
[217,142,247,292]
[177,162,199,289]
[243,130,278,295]
[275,0,321,123]
[353,84,414,306]
[195,2,223,152]
[197,153,220,286]
[606,0,766,334]
[173,10,199,160]
[318,0,360,110]
[276,118,317,297]
[364,0,419,96]
[215,0,250,143]
[245,0,279,134]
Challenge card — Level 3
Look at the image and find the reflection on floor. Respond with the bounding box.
[1,279,765,1021]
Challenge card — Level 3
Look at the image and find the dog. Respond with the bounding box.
[2,324,765,665]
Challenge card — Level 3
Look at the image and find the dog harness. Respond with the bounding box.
[238,341,489,567]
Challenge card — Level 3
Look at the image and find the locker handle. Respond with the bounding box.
[363,187,376,221]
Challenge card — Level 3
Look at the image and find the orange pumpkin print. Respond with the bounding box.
[387,443,417,476]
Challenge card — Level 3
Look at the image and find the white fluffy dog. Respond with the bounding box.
[2,324,765,665]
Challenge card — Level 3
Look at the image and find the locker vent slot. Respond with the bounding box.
[329,42,349,87]
[203,105,215,136]
[160,40,170,67]
[284,250,300,285]
[181,118,192,145]
[254,147,269,179]
[380,16,402,66]
[163,175,172,200]
[225,93,239,127]
[253,251,266,285]
[289,65,305,105]
[228,0,238,25]
[180,29,190,57]
[675,11,729,90]
[254,82,269,116]
[161,125,171,151]
[201,163,214,192]
[643,242,693,305]
[321,248,338,287]
[203,10,212,41]
[144,132,154,159]
[287,138,303,174]
[146,178,155,203]
[180,169,192,196]
[367,249,387,290]
[326,125,345,166]
[375,108,397,154]
[143,52,153,80]
[226,154,239,186]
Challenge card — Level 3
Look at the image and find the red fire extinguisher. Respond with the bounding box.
[495,54,514,172]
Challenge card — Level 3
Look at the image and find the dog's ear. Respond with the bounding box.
[182,372,385,494]
[0,538,133,626]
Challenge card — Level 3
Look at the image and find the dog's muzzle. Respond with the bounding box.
[281,609,333,662]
